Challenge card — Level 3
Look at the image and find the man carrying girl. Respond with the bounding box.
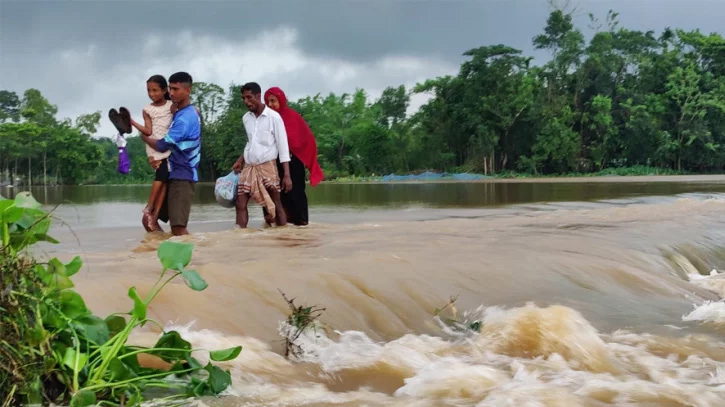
[138,72,201,236]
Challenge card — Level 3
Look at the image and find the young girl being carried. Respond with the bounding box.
[130,75,175,232]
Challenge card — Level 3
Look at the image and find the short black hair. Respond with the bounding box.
[241,82,261,95]
[169,72,193,86]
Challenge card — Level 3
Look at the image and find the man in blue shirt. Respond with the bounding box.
[141,72,201,236]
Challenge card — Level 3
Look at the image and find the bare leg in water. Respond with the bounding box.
[262,205,290,226]
[268,187,287,226]
[235,193,251,228]
[142,181,165,232]
[263,208,274,226]
[238,188,286,228]
[171,226,189,236]
[147,181,167,231]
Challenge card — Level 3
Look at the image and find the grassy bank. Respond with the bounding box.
[326,166,690,183]
[4,166,711,187]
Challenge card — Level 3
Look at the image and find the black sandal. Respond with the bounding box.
[108,108,131,134]
[119,107,132,134]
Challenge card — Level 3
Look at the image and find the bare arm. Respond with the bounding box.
[281,162,291,191]
[140,133,159,150]
[131,110,153,137]
[273,115,293,192]
[233,115,247,172]
[274,115,291,164]
[232,154,245,172]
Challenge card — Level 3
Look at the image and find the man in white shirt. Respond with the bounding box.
[232,82,293,228]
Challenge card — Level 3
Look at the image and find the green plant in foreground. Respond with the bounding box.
[1,192,241,407]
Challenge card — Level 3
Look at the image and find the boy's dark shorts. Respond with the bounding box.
[155,158,170,182]
[168,180,195,228]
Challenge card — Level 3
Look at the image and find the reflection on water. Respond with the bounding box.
[6,176,725,208]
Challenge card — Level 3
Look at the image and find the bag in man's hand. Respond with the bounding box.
[214,171,238,208]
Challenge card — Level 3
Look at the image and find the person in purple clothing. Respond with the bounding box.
[140,72,201,236]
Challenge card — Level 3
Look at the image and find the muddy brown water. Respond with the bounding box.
[7,176,725,406]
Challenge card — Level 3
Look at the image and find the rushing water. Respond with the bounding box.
[8,176,725,406]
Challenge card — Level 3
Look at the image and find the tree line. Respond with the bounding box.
[2,9,725,186]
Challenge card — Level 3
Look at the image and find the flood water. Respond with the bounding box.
[8,175,725,406]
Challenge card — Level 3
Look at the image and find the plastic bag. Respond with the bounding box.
[118,147,130,175]
[116,134,130,175]
[215,171,238,208]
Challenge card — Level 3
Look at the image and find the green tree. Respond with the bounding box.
[0,90,21,123]
[20,89,58,127]
[191,82,226,124]
[663,64,716,170]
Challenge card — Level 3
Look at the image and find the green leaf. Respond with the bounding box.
[180,268,208,291]
[15,208,45,229]
[125,387,142,407]
[74,315,110,344]
[65,256,83,276]
[70,390,96,407]
[209,346,242,362]
[152,331,192,362]
[3,206,24,223]
[51,341,70,362]
[0,199,12,212]
[128,287,146,321]
[187,377,210,397]
[42,301,67,329]
[62,348,89,370]
[41,271,74,291]
[2,222,9,248]
[187,356,203,370]
[158,241,194,270]
[14,191,41,209]
[60,290,89,319]
[48,258,65,275]
[35,233,60,244]
[204,363,232,394]
[108,357,138,381]
[119,349,142,374]
[105,315,127,337]
[31,217,51,235]
[27,325,47,346]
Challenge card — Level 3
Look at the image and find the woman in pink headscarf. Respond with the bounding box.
[263,86,324,225]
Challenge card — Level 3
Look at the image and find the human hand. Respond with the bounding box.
[148,157,162,170]
[282,175,293,193]
[232,160,242,173]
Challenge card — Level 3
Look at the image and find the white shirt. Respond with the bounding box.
[242,106,290,165]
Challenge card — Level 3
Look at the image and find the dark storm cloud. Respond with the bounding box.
[1,0,723,136]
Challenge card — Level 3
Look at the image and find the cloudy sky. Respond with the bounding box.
[1,0,724,138]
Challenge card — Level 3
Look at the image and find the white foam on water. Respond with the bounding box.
[683,301,725,324]
[165,303,725,407]
[682,266,725,325]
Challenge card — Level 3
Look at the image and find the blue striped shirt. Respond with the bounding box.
[156,105,201,182]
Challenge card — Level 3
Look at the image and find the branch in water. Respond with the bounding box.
[278,289,326,358]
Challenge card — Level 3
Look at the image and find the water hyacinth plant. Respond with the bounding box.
[1,192,241,407]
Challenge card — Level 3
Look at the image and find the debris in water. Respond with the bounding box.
[434,295,483,334]
[278,289,327,359]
